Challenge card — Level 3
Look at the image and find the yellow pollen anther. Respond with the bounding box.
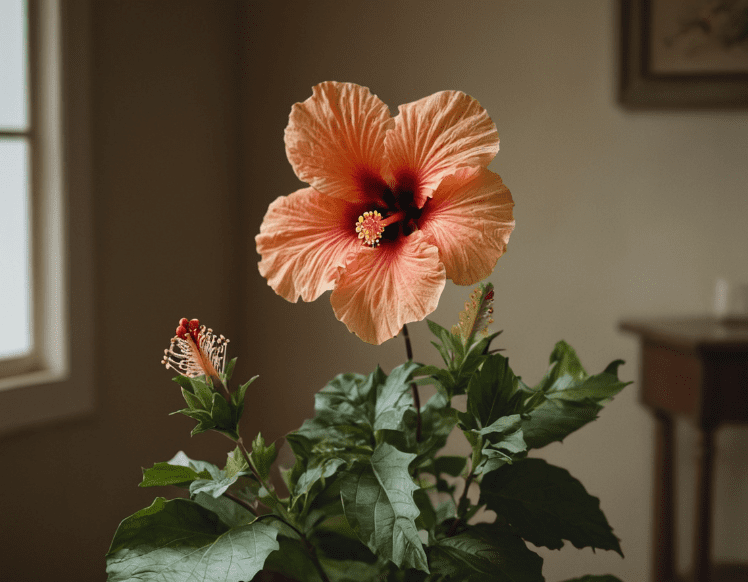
[355,210,385,247]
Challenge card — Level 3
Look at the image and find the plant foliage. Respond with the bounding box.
[107,286,631,582]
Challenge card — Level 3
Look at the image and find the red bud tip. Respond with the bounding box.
[179,317,189,328]
[188,319,200,331]
[176,325,189,339]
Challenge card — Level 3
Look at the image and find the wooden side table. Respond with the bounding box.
[620,318,748,582]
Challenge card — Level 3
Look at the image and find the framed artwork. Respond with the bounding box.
[619,0,748,108]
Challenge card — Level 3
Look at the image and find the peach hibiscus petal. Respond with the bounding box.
[285,82,394,204]
[256,187,363,303]
[419,167,514,286]
[330,231,446,345]
[385,91,500,208]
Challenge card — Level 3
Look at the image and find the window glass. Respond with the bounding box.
[0,140,32,358]
[0,0,28,130]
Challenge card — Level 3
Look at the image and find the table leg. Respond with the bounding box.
[692,427,715,582]
[653,410,675,582]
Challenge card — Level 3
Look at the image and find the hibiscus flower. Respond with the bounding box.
[256,82,514,345]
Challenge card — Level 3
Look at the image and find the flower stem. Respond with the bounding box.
[402,324,422,443]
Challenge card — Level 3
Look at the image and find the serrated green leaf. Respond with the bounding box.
[467,415,527,474]
[231,374,258,419]
[189,477,230,499]
[480,429,527,474]
[374,361,418,432]
[480,458,623,556]
[341,443,428,572]
[180,386,205,411]
[171,374,196,392]
[428,523,544,582]
[427,319,451,342]
[294,457,346,504]
[191,420,216,436]
[191,377,215,409]
[139,461,211,488]
[250,432,278,482]
[545,371,631,404]
[170,408,213,422]
[520,398,602,449]
[560,576,624,582]
[548,340,586,382]
[225,446,249,479]
[166,451,221,476]
[464,354,523,429]
[210,393,233,427]
[192,491,255,528]
[106,497,279,581]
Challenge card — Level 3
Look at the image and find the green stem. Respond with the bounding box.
[222,490,258,517]
[254,513,303,538]
[236,436,266,487]
[448,471,475,537]
[402,324,422,443]
[254,515,331,582]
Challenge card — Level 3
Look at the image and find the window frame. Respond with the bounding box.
[0,0,95,436]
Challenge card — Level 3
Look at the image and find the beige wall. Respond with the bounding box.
[1,1,746,580]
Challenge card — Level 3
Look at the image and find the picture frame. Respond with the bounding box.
[619,0,748,109]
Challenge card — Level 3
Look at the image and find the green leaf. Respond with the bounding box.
[463,354,523,429]
[190,473,243,499]
[413,488,437,532]
[106,497,279,581]
[374,361,419,432]
[222,357,237,384]
[428,523,543,582]
[139,461,211,488]
[166,450,219,473]
[547,340,586,384]
[231,374,258,419]
[433,456,468,477]
[224,446,249,479]
[250,432,278,482]
[294,457,346,509]
[262,537,323,582]
[180,386,205,411]
[191,377,215,409]
[520,398,602,449]
[341,443,428,572]
[560,576,624,582]
[317,556,384,582]
[192,491,255,528]
[545,370,631,404]
[313,528,378,564]
[417,393,459,463]
[480,458,623,556]
[210,393,237,438]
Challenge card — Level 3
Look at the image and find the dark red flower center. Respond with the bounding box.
[354,171,425,247]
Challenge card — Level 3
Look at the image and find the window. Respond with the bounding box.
[0,0,95,435]
[0,0,33,368]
